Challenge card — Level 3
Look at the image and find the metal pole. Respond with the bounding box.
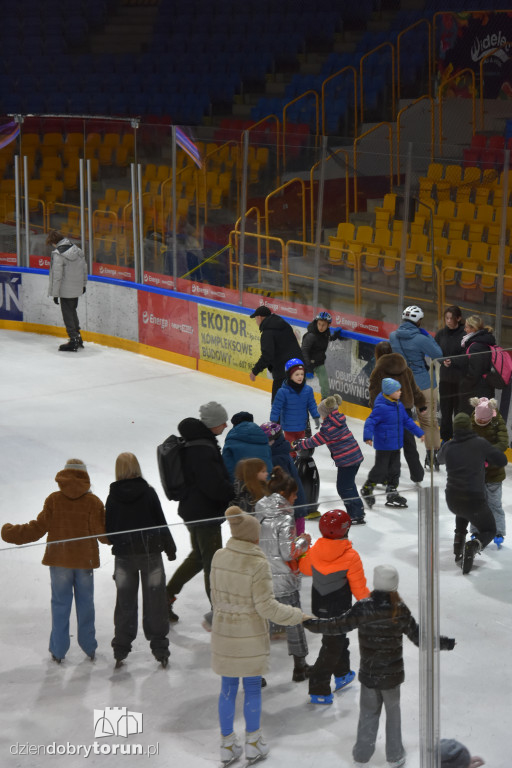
[238,130,250,304]
[130,163,139,283]
[398,143,413,318]
[171,126,178,286]
[23,155,30,266]
[418,480,440,768]
[86,159,94,272]
[138,163,144,282]
[14,155,21,266]
[312,136,328,313]
[79,158,86,253]
[495,149,509,346]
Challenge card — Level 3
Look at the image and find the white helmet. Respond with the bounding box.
[402,305,424,322]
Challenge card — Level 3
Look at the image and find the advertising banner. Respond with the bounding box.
[29,255,50,270]
[0,272,23,321]
[197,305,262,373]
[138,291,198,357]
[0,253,17,266]
[92,263,135,282]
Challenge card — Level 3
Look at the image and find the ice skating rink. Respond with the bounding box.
[1,329,511,767]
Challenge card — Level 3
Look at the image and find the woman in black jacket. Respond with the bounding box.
[106,452,176,668]
[301,312,341,399]
[458,315,496,413]
[304,565,455,768]
[435,305,465,441]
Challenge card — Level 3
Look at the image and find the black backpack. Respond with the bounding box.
[157,435,214,501]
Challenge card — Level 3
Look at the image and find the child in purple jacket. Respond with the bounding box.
[294,395,366,525]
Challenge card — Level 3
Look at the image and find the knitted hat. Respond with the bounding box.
[249,306,272,318]
[260,421,282,439]
[199,401,228,428]
[382,377,401,395]
[287,362,305,378]
[318,394,342,419]
[373,564,399,592]
[63,460,87,472]
[453,412,471,431]
[231,411,254,426]
[470,396,497,425]
[225,506,260,542]
[440,739,471,768]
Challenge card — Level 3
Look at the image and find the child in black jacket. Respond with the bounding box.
[305,564,455,768]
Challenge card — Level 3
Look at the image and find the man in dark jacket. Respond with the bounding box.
[249,306,302,401]
[437,411,508,574]
[166,402,234,622]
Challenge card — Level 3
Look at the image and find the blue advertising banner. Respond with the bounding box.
[0,272,22,321]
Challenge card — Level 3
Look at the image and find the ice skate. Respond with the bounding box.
[424,450,440,471]
[334,670,355,691]
[77,332,84,348]
[51,653,62,664]
[309,693,333,704]
[220,732,242,766]
[453,532,465,563]
[360,481,375,509]
[350,515,366,525]
[244,729,269,765]
[388,756,406,768]
[385,486,407,508]
[461,538,481,574]
[114,658,125,669]
[494,534,504,549]
[58,338,80,352]
[167,595,179,623]
[292,655,312,682]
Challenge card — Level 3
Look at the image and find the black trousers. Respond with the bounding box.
[445,490,497,549]
[112,552,169,661]
[438,381,460,442]
[60,297,81,339]
[367,449,401,488]
[403,409,424,482]
[166,523,222,604]
[308,634,350,695]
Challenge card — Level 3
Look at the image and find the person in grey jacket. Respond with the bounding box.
[47,229,88,352]
[389,305,443,469]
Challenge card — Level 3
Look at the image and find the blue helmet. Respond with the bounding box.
[284,358,304,372]
[316,311,332,323]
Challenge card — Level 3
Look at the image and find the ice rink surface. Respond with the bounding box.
[1,330,511,767]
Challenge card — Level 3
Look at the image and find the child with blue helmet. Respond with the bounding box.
[269,358,321,450]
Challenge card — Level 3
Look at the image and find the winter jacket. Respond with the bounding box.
[301,320,337,372]
[176,417,234,526]
[304,591,454,688]
[389,320,443,390]
[105,477,176,559]
[295,411,363,467]
[210,538,303,677]
[437,428,508,494]
[231,477,266,515]
[270,380,320,432]
[470,411,509,484]
[363,393,424,451]
[299,537,369,618]
[458,328,496,406]
[251,313,302,381]
[222,421,273,482]
[1,468,107,568]
[269,432,307,515]
[434,323,466,383]
[255,493,309,596]
[48,238,88,298]
[369,353,426,411]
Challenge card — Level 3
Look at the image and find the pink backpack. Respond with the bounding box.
[467,343,512,389]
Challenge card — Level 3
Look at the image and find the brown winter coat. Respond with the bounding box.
[1,469,107,569]
[369,352,427,410]
[210,538,303,677]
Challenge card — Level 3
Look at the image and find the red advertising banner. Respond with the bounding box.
[29,255,50,270]
[138,291,199,358]
[92,263,135,281]
[0,253,17,266]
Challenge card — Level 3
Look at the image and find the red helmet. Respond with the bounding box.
[319,509,352,539]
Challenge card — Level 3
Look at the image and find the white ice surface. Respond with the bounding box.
[1,330,511,767]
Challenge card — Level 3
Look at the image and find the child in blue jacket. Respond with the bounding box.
[361,378,424,509]
[269,358,320,447]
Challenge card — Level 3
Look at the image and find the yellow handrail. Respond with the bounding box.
[396,96,434,183]
[353,122,393,213]
[360,42,395,124]
[397,19,432,101]
[320,65,358,138]
[309,148,350,236]
[234,206,262,283]
[264,178,307,256]
[229,230,288,295]
[479,42,510,130]
[244,115,280,180]
[282,91,319,170]
[438,68,476,155]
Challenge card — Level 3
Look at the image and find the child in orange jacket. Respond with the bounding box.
[299,509,369,704]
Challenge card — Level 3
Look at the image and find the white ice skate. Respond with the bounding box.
[244,729,269,765]
[220,732,242,766]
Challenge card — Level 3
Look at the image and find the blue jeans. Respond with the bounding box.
[218,676,262,736]
[336,463,365,520]
[49,567,96,660]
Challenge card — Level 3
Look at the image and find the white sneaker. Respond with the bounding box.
[220,732,242,765]
[245,729,269,762]
[388,756,406,768]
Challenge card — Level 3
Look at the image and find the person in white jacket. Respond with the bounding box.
[47,229,88,352]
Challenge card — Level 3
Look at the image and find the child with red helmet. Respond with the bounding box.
[298,509,369,704]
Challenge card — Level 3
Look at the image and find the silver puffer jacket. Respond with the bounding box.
[255,493,309,597]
